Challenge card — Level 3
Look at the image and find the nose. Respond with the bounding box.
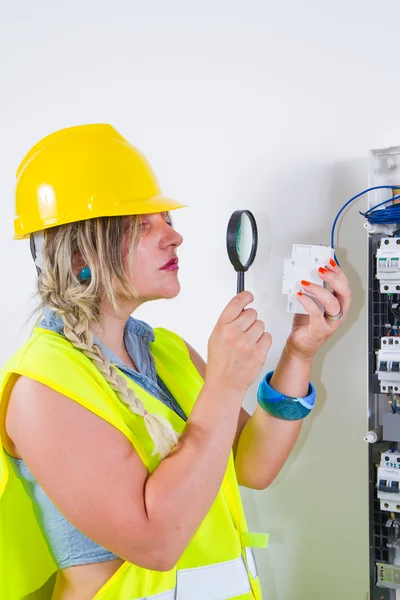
[160,219,183,248]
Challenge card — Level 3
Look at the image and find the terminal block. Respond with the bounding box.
[376,562,400,589]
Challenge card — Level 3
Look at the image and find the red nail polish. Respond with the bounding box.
[318,267,328,274]
[301,280,311,286]
[329,259,337,267]
[297,291,303,296]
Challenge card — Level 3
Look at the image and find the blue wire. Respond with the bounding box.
[331,186,400,265]
[361,196,400,225]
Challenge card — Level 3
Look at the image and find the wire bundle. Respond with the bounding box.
[331,186,400,265]
[361,193,400,224]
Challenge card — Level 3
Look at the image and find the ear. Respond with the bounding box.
[71,252,86,277]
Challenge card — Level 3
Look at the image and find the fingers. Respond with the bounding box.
[257,331,273,355]
[296,291,330,326]
[236,308,258,331]
[299,282,341,318]
[247,319,267,343]
[318,260,352,319]
[296,292,333,342]
[218,291,254,325]
[216,291,270,355]
[299,259,351,322]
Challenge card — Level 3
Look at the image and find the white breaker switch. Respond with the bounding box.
[376,237,400,293]
[377,451,400,513]
[282,244,335,315]
[376,336,400,393]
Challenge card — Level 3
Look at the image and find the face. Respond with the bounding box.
[128,211,183,302]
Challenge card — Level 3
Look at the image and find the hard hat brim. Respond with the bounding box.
[13,195,187,240]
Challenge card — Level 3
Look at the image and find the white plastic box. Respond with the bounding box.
[282,244,335,314]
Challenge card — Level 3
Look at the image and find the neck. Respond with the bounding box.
[90,300,139,366]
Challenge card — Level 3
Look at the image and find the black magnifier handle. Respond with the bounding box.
[237,272,244,294]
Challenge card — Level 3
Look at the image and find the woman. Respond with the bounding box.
[0,124,351,600]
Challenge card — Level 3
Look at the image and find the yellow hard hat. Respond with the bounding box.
[14,123,186,240]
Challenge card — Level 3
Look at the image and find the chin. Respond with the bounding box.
[163,286,181,299]
[148,283,181,301]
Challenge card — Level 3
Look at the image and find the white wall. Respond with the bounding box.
[2,1,400,597]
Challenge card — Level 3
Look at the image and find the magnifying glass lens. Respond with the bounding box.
[237,213,254,266]
[227,210,258,295]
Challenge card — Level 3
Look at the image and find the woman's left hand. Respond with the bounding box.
[286,259,352,360]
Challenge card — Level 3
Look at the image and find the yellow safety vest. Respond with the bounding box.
[0,326,268,599]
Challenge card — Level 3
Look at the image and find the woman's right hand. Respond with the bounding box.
[205,291,272,395]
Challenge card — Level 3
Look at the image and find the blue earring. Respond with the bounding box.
[78,266,91,281]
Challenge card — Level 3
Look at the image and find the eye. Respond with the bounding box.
[140,214,173,230]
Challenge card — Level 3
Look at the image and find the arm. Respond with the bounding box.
[227,259,352,490]
[182,340,251,456]
[184,339,304,489]
[233,345,311,489]
[6,373,245,571]
[184,261,352,490]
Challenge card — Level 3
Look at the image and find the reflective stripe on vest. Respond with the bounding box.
[245,547,258,579]
[132,554,258,600]
[138,591,175,600]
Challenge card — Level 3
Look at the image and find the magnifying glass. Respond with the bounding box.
[226,210,258,294]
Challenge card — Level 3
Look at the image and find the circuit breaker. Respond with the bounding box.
[376,238,400,293]
[282,244,335,314]
[377,451,400,513]
[376,337,400,394]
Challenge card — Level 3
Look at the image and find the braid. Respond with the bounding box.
[36,218,180,460]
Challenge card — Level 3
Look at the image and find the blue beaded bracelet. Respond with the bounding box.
[257,371,316,420]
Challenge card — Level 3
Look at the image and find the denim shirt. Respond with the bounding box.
[6,309,187,568]
[39,308,187,421]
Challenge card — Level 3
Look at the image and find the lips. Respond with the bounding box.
[161,257,179,269]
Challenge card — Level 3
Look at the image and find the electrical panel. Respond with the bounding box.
[368,145,400,599]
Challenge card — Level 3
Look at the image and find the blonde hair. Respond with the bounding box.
[34,214,180,460]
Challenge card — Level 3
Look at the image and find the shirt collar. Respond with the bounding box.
[124,315,155,342]
[40,308,155,344]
